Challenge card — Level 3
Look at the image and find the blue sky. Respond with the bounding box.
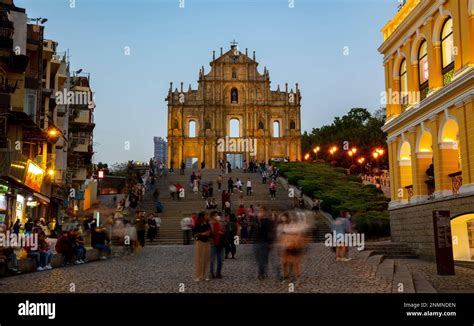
[16,0,399,164]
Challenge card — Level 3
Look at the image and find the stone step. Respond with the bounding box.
[392,263,416,293]
[355,250,374,261]
[366,254,384,278]
[381,254,419,259]
[376,258,395,282]
[411,270,437,293]
[454,260,474,270]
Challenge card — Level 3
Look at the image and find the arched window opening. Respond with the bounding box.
[440,118,462,192]
[450,214,474,262]
[273,121,280,138]
[418,40,429,99]
[232,69,237,79]
[188,120,196,138]
[399,141,412,162]
[399,141,414,200]
[290,120,296,130]
[417,131,434,196]
[258,121,264,130]
[399,59,408,108]
[230,118,240,137]
[205,120,211,129]
[418,131,433,153]
[231,88,238,103]
[441,18,455,84]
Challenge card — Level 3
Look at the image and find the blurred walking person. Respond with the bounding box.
[278,211,307,281]
[181,216,193,245]
[134,211,147,247]
[253,206,274,280]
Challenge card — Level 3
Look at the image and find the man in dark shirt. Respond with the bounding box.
[253,206,274,280]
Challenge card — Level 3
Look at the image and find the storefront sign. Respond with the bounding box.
[0,184,8,193]
[0,193,7,211]
[24,161,45,193]
[15,194,24,222]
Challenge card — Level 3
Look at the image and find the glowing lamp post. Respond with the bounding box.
[372,148,384,169]
[313,146,320,159]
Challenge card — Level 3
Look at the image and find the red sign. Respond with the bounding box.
[24,161,45,193]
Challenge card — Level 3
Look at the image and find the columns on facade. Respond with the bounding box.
[409,61,420,106]
[465,98,474,188]
[457,97,474,192]
[211,140,216,169]
[467,8,474,65]
[436,141,459,195]
[388,139,398,201]
[429,43,443,89]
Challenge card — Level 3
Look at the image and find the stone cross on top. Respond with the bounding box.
[230,39,238,49]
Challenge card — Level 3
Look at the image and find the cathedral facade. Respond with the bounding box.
[166,43,302,169]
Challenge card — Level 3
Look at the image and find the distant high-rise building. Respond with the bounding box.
[154,137,167,164]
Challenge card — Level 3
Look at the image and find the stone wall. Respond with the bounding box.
[390,193,474,259]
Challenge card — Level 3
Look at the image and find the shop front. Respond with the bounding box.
[0,152,48,227]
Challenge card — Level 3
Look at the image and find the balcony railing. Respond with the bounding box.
[448,171,462,195]
[0,76,19,94]
[424,178,435,200]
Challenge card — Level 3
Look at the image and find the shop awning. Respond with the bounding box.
[33,192,50,204]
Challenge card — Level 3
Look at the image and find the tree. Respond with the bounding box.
[301,108,388,168]
[109,162,129,176]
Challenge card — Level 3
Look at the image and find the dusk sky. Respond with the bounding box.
[16,0,399,164]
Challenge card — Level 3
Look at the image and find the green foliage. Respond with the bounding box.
[354,211,390,237]
[334,167,348,174]
[276,162,390,237]
[348,175,362,183]
[287,172,305,185]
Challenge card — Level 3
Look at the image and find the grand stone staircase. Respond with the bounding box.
[136,168,330,245]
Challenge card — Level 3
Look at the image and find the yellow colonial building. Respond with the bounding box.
[379,0,474,260]
[166,43,302,169]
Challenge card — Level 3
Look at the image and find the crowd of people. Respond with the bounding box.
[191,207,314,282]
[0,216,113,274]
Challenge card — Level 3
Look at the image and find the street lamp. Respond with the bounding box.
[329,146,338,162]
[358,157,366,174]
[313,146,320,159]
[47,128,59,137]
[304,153,310,161]
[348,150,354,164]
